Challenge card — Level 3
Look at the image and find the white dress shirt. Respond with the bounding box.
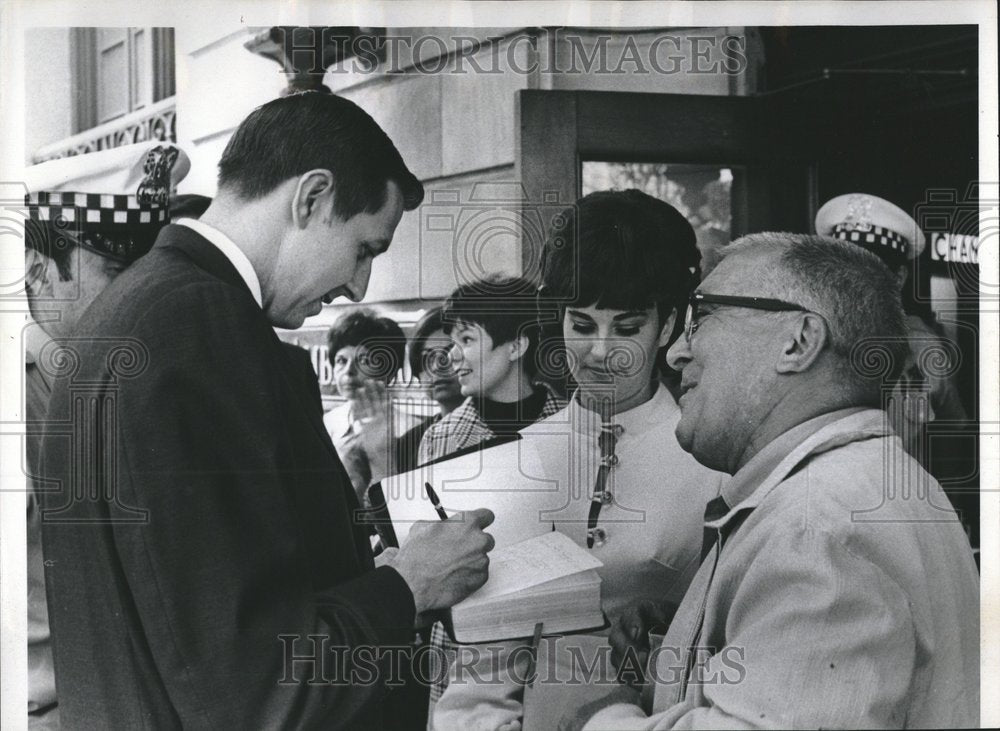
[175,218,262,308]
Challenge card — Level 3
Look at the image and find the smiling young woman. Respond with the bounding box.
[416,274,564,465]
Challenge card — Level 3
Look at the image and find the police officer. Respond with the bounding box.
[23,141,189,729]
[815,193,968,467]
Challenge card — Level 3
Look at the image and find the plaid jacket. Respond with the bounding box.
[417,389,564,466]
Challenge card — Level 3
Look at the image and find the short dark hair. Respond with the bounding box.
[442,274,542,377]
[408,305,447,377]
[540,190,700,336]
[217,92,424,220]
[326,308,406,385]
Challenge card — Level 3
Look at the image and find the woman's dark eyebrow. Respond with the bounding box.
[566,309,650,321]
[612,310,649,321]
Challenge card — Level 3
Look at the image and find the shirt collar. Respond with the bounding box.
[712,406,879,526]
[175,218,262,308]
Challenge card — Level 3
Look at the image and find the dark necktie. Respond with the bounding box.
[700,495,731,562]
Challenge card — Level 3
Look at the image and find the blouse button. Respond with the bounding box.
[589,527,608,547]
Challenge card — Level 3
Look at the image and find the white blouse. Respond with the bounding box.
[521,384,724,614]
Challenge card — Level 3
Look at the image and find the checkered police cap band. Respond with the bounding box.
[24,192,167,262]
[831,222,910,258]
[26,191,169,227]
[24,145,180,262]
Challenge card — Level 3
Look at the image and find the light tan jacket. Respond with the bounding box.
[585,408,979,729]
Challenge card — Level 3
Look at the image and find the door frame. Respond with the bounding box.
[514,88,815,274]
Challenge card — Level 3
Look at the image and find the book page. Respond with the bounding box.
[459,531,603,604]
[381,435,563,545]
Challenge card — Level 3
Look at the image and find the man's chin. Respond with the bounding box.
[674,421,696,454]
[267,308,306,330]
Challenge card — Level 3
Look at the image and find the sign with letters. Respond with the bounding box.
[929,232,980,266]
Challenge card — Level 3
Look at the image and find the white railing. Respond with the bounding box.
[32,97,177,164]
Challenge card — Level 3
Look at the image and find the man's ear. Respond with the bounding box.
[656,309,678,348]
[507,333,529,364]
[25,248,53,298]
[776,312,828,374]
[894,264,909,290]
[291,169,335,229]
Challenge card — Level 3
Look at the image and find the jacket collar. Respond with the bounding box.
[174,218,263,307]
[155,224,338,460]
[153,223,258,305]
[709,407,886,530]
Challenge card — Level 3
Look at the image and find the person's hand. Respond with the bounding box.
[339,440,373,503]
[609,599,677,687]
[388,508,495,625]
[348,381,396,482]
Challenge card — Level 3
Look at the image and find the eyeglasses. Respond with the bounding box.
[683,292,810,343]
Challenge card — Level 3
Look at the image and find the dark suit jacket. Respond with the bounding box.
[39,225,416,729]
[280,342,325,424]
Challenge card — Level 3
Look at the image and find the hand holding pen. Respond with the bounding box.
[384,484,495,627]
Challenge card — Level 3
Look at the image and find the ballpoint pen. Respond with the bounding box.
[424,481,449,521]
[525,621,544,688]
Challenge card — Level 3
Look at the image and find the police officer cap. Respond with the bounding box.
[815,193,925,261]
[24,141,190,263]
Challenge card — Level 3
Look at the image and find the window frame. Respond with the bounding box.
[70,27,175,134]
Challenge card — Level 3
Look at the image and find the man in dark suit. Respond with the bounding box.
[39,92,494,728]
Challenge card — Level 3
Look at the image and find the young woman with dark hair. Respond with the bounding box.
[434,190,724,730]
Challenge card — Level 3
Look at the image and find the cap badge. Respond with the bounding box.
[136,146,179,207]
[844,194,874,232]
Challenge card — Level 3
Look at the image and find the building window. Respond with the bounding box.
[71,27,175,133]
[582,161,742,272]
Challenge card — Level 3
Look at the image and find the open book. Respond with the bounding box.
[378,433,562,547]
[445,531,606,643]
